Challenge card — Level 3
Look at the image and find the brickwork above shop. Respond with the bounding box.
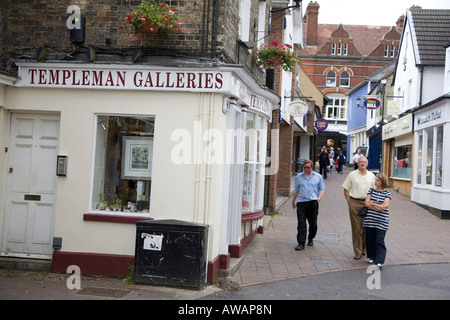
[0,0,270,85]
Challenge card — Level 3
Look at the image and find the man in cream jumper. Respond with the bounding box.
[342,156,375,260]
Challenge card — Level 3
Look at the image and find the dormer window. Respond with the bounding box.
[331,42,348,55]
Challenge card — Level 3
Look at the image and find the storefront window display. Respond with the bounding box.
[415,125,444,187]
[416,132,423,184]
[435,125,443,187]
[426,128,433,185]
[242,113,266,213]
[393,145,412,179]
[92,115,155,214]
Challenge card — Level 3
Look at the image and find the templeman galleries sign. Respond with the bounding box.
[17,64,229,92]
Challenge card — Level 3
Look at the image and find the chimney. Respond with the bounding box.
[304,1,320,46]
[396,14,404,30]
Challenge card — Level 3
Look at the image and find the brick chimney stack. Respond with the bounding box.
[396,14,405,31]
[304,1,320,46]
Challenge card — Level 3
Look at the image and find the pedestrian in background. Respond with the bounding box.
[318,147,330,179]
[342,156,375,260]
[353,149,363,170]
[292,160,326,251]
[364,173,391,270]
[336,151,346,174]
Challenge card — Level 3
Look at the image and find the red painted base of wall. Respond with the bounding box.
[52,251,134,277]
[52,225,264,282]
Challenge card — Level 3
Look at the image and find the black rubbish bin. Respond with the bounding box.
[134,219,209,290]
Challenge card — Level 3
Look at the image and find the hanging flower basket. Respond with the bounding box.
[141,21,159,34]
[120,0,182,43]
[252,41,301,72]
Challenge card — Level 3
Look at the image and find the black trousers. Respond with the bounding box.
[319,162,327,178]
[296,200,319,245]
[365,227,387,264]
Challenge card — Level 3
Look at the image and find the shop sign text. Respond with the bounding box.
[22,67,225,92]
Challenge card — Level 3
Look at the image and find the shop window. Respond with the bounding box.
[435,125,443,187]
[393,145,412,179]
[416,132,423,184]
[242,113,265,213]
[92,115,154,214]
[426,128,433,185]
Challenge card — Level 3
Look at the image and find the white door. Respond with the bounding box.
[1,113,60,259]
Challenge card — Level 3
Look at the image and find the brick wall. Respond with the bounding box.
[0,0,270,83]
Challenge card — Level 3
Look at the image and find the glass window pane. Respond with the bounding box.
[435,125,443,187]
[340,72,350,87]
[417,132,423,184]
[426,129,433,185]
[393,145,412,179]
[92,116,154,214]
[326,71,336,86]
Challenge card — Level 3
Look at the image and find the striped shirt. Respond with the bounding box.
[363,188,391,231]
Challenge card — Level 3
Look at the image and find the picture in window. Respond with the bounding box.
[92,116,154,214]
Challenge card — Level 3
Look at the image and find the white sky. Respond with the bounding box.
[312,0,450,26]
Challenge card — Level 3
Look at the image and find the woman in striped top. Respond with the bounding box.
[364,173,391,269]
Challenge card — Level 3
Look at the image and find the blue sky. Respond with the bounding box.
[314,0,450,26]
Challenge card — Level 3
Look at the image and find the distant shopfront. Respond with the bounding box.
[412,98,450,219]
[0,61,279,281]
[382,113,413,197]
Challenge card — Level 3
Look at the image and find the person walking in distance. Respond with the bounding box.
[292,160,326,251]
[336,151,346,174]
[364,173,391,270]
[353,149,363,170]
[318,147,330,179]
[342,156,375,260]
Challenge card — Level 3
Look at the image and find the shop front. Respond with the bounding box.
[412,99,450,219]
[0,61,279,282]
[382,113,413,197]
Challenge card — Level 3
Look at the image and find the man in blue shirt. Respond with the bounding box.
[291,159,326,251]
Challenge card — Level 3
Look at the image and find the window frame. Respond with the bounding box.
[325,97,347,120]
[90,114,155,217]
[326,70,336,87]
[339,71,350,87]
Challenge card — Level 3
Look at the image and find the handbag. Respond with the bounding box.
[357,206,368,217]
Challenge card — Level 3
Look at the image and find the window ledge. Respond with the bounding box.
[83,213,153,224]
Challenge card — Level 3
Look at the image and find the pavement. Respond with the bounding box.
[1,165,450,301]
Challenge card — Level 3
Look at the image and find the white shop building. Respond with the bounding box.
[412,98,450,219]
[0,60,279,283]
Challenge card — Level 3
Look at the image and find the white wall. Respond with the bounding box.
[2,86,227,258]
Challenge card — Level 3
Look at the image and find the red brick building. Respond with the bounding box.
[299,1,403,141]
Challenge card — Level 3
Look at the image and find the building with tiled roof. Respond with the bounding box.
[388,7,450,214]
[298,1,403,147]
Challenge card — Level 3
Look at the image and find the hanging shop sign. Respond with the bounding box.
[288,100,309,117]
[314,118,328,131]
[363,97,381,110]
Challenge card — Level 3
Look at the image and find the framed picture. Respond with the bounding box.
[121,136,153,180]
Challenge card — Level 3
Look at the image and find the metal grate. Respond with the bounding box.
[76,287,131,298]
